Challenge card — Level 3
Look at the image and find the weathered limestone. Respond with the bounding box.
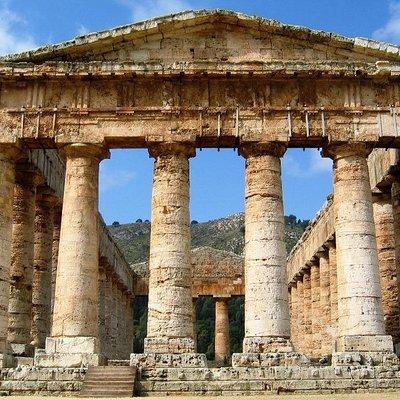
[391,179,400,355]
[8,162,42,357]
[310,261,321,357]
[239,143,292,354]
[327,240,338,344]
[302,270,312,355]
[50,206,62,315]
[110,278,118,359]
[31,188,57,349]
[36,144,109,367]
[214,297,230,365]
[289,283,298,350]
[328,144,394,362]
[97,263,106,357]
[316,249,332,356]
[125,293,134,356]
[372,192,400,346]
[144,142,196,354]
[0,145,20,367]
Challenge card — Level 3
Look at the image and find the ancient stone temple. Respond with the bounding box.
[0,8,400,396]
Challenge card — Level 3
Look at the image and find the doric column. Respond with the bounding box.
[373,192,400,347]
[8,162,42,356]
[289,282,299,350]
[98,261,106,356]
[214,297,230,365]
[0,145,21,366]
[310,260,321,357]
[296,278,304,353]
[327,240,338,343]
[103,271,113,359]
[302,269,312,355]
[39,144,109,367]
[145,142,196,354]
[117,286,125,358]
[316,249,332,356]
[391,179,400,355]
[51,205,62,315]
[328,144,393,355]
[31,187,57,349]
[111,278,118,359]
[240,143,292,353]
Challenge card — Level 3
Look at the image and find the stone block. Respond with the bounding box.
[143,337,196,354]
[130,353,207,368]
[231,352,310,367]
[332,351,399,366]
[34,353,105,368]
[336,335,394,352]
[15,356,34,366]
[44,336,100,354]
[242,336,293,353]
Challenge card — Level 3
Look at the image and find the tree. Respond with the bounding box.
[112,221,120,227]
[136,219,143,223]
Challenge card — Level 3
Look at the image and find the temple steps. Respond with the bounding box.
[79,366,136,397]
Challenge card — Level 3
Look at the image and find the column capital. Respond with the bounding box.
[323,143,372,159]
[325,239,336,250]
[147,141,196,158]
[239,142,286,158]
[59,143,110,160]
[315,247,328,260]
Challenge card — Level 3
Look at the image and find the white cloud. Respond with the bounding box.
[0,1,36,55]
[100,165,136,193]
[118,0,194,22]
[373,1,400,44]
[283,149,332,178]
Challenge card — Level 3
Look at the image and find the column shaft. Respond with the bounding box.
[328,242,338,344]
[290,283,298,350]
[0,146,20,362]
[373,192,400,345]
[31,189,56,349]
[215,297,230,365]
[241,144,292,353]
[331,144,391,352]
[50,144,108,359]
[145,143,195,354]
[8,163,41,356]
[318,250,332,355]
[302,270,312,355]
[296,279,304,353]
[310,262,321,357]
[51,206,62,315]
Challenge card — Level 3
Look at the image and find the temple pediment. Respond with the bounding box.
[3,9,400,65]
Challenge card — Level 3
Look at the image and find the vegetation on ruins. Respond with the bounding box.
[110,213,307,358]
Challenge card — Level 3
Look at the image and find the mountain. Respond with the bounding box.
[108,213,308,264]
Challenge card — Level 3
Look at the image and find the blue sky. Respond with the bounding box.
[2,1,400,223]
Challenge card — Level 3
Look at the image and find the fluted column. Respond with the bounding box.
[42,144,109,366]
[373,192,400,346]
[296,278,304,353]
[215,297,230,365]
[302,269,312,355]
[328,144,393,354]
[31,188,57,349]
[290,282,299,350]
[310,260,321,357]
[317,249,332,356]
[111,278,118,359]
[103,272,113,359]
[8,162,42,356]
[327,240,338,343]
[145,142,196,354]
[51,205,62,315]
[392,179,400,354]
[0,145,20,366]
[98,262,106,356]
[240,143,292,353]
[117,286,125,358]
